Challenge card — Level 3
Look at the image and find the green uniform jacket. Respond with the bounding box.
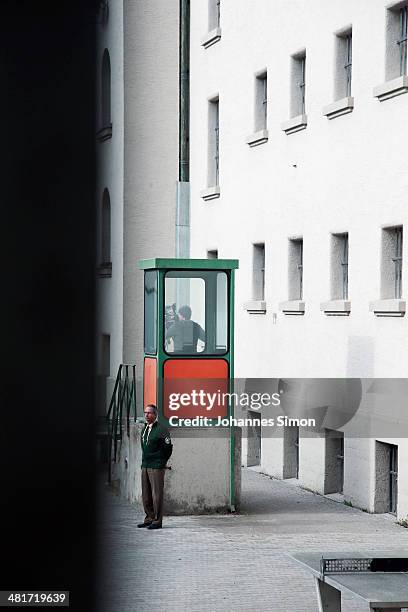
[141,421,173,469]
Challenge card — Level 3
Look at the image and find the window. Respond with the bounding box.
[102,49,111,128]
[394,227,403,298]
[386,4,408,79]
[164,270,228,355]
[255,72,267,131]
[207,249,218,259]
[252,243,265,301]
[247,71,269,145]
[101,189,111,266]
[335,30,352,98]
[209,0,220,30]
[381,226,403,299]
[288,239,303,300]
[208,97,219,187]
[144,270,157,355]
[202,0,221,47]
[291,52,306,116]
[331,233,349,300]
[201,97,220,198]
[399,6,408,75]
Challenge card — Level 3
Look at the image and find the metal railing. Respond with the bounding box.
[106,364,137,483]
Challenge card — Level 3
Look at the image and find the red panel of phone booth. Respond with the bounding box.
[163,359,229,419]
[144,357,157,408]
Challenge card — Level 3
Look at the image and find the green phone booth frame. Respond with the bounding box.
[139,257,239,510]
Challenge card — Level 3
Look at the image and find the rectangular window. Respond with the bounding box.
[255,72,267,130]
[164,270,228,355]
[291,52,306,116]
[386,4,408,79]
[335,30,352,98]
[399,6,408,75]
[381,226,403,299]
[252,243,265,300]
[208,97,219,187]
[395,226,403,298]
[331,233,349,300]
[207,249,218,259]
[144,270,157,355]
[288,238,303,300]
[209,0,220,30]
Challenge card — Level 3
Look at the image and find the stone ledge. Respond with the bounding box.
[373,76,408,101]
[201,27,221,49]
[323,97,354,119]
[246,129,269,147]
[369,298,406,317]
[243,300,267,314]
[281,114,307,135]
[200,186,220,201]
[320,299,351,315]
[279,300,305,315]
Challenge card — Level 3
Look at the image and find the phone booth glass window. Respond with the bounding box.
[164,270,228,355]
[144,270,157,354]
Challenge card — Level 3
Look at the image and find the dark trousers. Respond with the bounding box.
[141,468,165,526]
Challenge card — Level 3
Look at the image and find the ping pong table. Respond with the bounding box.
[288,552,408,611]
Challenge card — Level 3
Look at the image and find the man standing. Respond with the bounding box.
[138,404,173,530]
[165,304,205,353]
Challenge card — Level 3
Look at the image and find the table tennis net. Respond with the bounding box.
[321,558,408,575]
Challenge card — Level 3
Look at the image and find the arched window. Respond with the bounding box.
[101,188,111,267]
[102,49,111,128]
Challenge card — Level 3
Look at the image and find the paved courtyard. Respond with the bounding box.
[97,468,408,611]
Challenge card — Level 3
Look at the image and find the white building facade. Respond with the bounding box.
[189,0,408,518]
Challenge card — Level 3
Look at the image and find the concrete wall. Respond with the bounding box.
[299,435,327,494]
[122,0,180,373]
[96,0,124,380]
[110,423,242,514]
[189,0,408,517]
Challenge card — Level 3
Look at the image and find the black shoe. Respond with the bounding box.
[147,523,162,530]
[137,522,152,528]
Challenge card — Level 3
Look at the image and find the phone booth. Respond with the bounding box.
[139,257,239,510]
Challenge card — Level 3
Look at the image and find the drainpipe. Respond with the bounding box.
[176,0,190,258]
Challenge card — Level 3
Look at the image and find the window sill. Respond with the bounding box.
[373,76,408,101]
[246,129,269,147]
[201,27,221,49]
[279,300,305,315]
[97,262,112,278]
[323,97,354,119]
[201,186,220,201]
[320,300,351,316]
[96,124,112,142]
[369,299,406,317]
[243,300,267,314]
[281,114,307,135]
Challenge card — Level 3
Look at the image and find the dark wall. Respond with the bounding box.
[1,1,97,609]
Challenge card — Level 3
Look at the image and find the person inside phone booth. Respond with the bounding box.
[165,305,205,353]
